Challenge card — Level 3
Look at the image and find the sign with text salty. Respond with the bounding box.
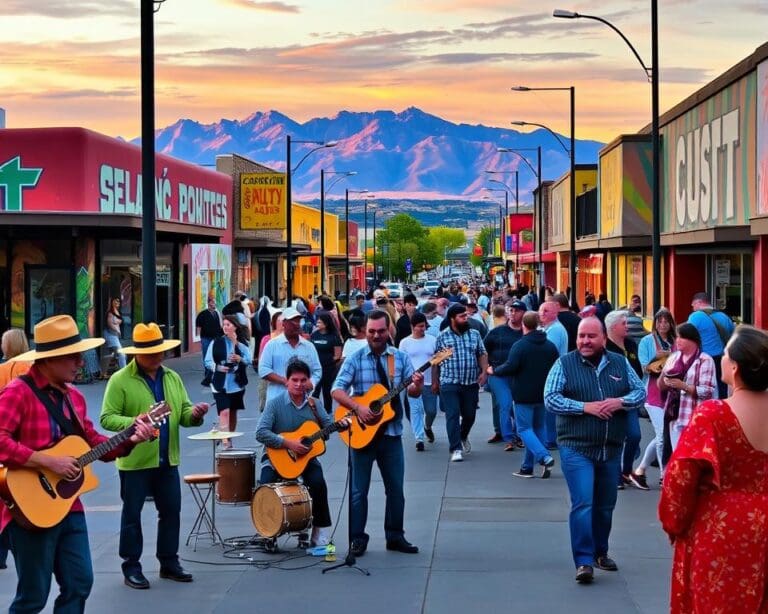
[240,172,287,230]
[661,73,756,232]
[0,127,231,231]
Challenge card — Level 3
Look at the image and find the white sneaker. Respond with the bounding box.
[451,450,463,462]
[461,439,471,454]
[311,526,331,547]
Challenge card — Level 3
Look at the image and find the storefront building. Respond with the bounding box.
[547,165,598,298]
[0,127,232,355]
[659,46,762,326]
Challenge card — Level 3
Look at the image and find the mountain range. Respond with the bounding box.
[136,107,605,227]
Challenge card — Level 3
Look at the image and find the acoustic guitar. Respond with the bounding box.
[266,415,351,479]
[335,348,453,449]
[0,402,170,529]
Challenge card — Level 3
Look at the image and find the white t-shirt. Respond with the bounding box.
[399,334,436,385]
[341,337,368,358]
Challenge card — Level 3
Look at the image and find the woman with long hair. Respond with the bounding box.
[659,325,768,613]
[309,313,342,411]
[0,329,32,389]
[204,315,252,448]
[658,322,716,462]
[630,308,676,488]
[104,297,127,369]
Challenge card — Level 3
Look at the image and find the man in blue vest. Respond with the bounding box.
[544,317,645,584]
[687,291,735,399]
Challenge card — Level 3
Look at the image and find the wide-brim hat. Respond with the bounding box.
[120,322,181,354]
[12,315,104,362]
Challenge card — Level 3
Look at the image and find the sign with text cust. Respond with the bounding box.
[240,173,286,230]
[661,72,756,232]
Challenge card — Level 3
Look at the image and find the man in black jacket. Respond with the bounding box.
[490,311,559,475]
[554,293,581,352]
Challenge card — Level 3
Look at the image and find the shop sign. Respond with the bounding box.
[240,172,286,229]
[156,271,171,286]
[715,259,730,286]
[662,74,755,232]
[0,128,231,231]
[757,61,768,216]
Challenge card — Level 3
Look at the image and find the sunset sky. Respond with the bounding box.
[0,0,765,142]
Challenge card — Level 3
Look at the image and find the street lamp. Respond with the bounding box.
[482,195,504,258]
[497,148,542,284]
[345,189,371,298]
[511,85,576,306]
[285,136,337,305]
[320,170,356,295]
[553,5,660,313]
[486,171,520,285]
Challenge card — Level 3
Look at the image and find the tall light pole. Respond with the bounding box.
[485,171,520,285]
[140,0,165,323]
[497,147,542,285]
[511,86,576,306]
[285,136,336,305]
[554,5,660,313]
[344,189,370,299]
[320,170,356,295]
[363,199,377,291]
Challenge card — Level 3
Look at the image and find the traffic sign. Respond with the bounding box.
[405,257,412,273]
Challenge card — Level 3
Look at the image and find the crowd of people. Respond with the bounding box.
[0,277,765,612]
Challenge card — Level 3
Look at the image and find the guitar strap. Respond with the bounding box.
[306,395,322,426]
[19,374,85,439]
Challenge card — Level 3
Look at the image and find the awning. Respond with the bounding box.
[518,252,556,264]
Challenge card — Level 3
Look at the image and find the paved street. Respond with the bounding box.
[0,354,671,613]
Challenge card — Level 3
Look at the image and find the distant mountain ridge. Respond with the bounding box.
[135,107,604,226]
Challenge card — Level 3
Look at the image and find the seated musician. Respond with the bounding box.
[255,359,348,546]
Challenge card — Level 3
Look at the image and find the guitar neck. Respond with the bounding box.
[77,426,135,467]
[305,419,349,445]
[379,360,431,404]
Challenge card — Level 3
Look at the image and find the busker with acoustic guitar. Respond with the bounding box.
[256,359,350,547]
[331,309,424,557]
[100,323,209,590]
[0,315,155,613]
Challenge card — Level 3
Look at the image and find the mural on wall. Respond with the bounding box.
[11,241,46,330]
[661,73,756,232]
[758,60,768,216]
[191,244,232,342]
[74,239,96,338]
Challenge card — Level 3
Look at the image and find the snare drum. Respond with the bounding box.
[215,450,255,504]
[251,482,312,538]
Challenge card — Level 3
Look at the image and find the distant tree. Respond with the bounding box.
[427,227,465,269]
[469,225,494,267]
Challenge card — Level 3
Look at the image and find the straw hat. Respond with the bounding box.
[11,315,104,362]
[120,322,181,354]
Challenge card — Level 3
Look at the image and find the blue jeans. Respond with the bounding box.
[439,384,479,452]
[103,330,127,369]
[350,435,406,544]
[7,512,93,614]
[487,375,515,442]
[545,410,557,448]
[409,387,438,442]
[621,410,642,476]
[514,403,550,471]
[118,466,181,575]
[559,447,621,567]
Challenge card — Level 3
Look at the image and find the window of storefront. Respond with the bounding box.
[707,253,752,324]
[613,253,652,314]
[100,240,174,340]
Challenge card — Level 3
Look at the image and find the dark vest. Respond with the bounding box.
[211,336,248,392]
[556,350,631,461]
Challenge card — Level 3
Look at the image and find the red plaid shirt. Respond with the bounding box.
[0,365,133,532]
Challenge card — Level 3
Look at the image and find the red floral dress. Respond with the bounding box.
[659,400,768,613]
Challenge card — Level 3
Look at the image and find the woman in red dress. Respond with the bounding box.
[659,325,768,613]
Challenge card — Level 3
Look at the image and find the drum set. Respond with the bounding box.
[215,449,313,545]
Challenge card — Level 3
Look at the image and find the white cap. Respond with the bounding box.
[282,307,302,320]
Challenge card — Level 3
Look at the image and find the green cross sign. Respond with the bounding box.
[0,156,43,212]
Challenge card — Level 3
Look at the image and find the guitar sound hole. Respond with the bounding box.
[300,437,312,447]
[55,471,85,499]
[369,401,381,414]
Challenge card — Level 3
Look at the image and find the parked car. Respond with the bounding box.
[424,280,441,295]
[384,282,404,298]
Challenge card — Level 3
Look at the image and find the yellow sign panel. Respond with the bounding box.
[600,144,623,238]
[240,173,287,229]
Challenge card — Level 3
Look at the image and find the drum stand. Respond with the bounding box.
[322,428,369,576]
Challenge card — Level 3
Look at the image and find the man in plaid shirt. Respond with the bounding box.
[0,315,154,613]
[433,303,489,462]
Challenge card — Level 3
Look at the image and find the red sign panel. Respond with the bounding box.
[0,127,232,231]
[347,221,359,257]
[508,212,534,253]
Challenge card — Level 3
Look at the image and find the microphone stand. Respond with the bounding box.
[322,425,369,576]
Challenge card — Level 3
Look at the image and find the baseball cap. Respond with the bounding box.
[510,300,526,311]
[282,307,302,320]
[446,303,467,319]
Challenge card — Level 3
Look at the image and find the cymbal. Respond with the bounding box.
[188,431,244,440]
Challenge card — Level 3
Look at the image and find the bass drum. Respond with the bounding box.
[251,482,312,538]
[215,450,255,505]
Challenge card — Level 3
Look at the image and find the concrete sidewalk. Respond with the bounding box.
[0,353,671,613]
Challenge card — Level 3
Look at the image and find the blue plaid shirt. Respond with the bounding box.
[435,328,487,386]
[331,344,414,436]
